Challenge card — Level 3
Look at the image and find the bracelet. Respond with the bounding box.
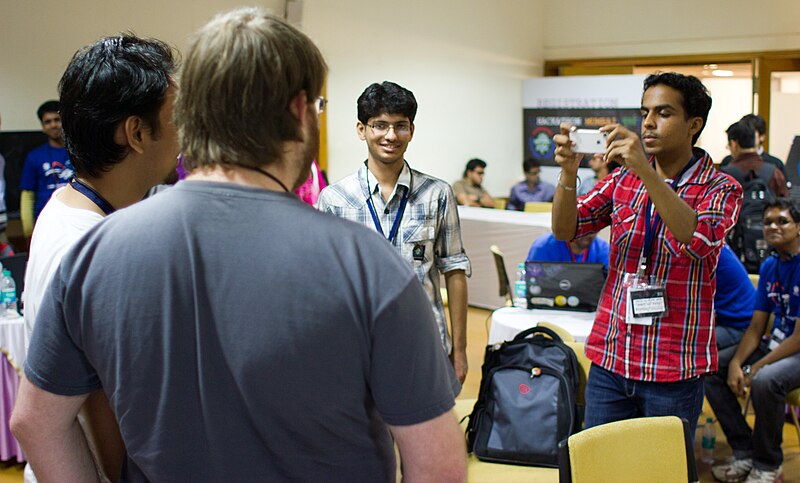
[557,172,581,191]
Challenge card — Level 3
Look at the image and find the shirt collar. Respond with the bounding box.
[360,161,411,200]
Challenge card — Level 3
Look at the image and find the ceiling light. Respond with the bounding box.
[712,69,734,77]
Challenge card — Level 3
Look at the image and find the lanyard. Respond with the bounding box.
[70,178,115,215]
[363,162,411,244]
[639,156,697,275]
[564,240,589,263]
[774,254,799,318]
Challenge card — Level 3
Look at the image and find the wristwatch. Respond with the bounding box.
[742,364,752,376]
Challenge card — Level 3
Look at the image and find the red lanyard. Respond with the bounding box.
[564,241,589,263]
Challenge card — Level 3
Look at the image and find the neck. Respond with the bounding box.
[655,148,694,179]
[187,164,295,193]
[48,139,64,148]
[526,181,538,190]
[366,158,404,189]
[776,241,800,261]
[568,241,586,255]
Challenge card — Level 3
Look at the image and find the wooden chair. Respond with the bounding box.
[489,245,514,307]
[558,416,697,483]
[524,201,553,213]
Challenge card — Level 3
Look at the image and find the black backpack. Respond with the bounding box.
[464,326,581,467]
[723,163,776,273]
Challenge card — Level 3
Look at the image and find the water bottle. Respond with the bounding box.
[1,269,17,316]
[514,263,527,308]
[701,417,716,464]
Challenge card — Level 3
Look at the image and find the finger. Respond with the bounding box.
[560,122,577,136]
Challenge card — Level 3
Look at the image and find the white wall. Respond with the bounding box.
[0,0,283,130]
[303,0,545,195]
[697,78,753,163]
[543,0,800,59]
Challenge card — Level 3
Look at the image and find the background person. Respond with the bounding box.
[714,243,755,350]
[452,158,494,207]
[526,231,609,269]
[705,199,800,483]
[506,157,555,210]
[577,154,620,197]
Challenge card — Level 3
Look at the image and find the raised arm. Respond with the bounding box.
[551,123,582,240]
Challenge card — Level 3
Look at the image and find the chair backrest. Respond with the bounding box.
[494,197,508,210]
[564,341,590,407]
[558,416,697,483]
[0,253,28,302]
[524,201,553,213]
[489,245,513,306]
[537,321,576,343]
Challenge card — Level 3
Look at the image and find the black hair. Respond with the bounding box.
[357,81,417,124]
[37,100,60,122]
[739,114,767,136]
[523,157,541,172]
[464,158,486,177]
[764,198,800,222]
[642,72,712,145]
[58,34,176,178]
[726,120,756,149]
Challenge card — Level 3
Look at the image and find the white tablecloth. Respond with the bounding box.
[489,306,596,344]
[0,313,25,373]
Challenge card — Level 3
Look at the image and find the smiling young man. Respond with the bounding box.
[705,199,800,483]
[318,81,471,384]
[19,101,75,236]
[551,73,743,436]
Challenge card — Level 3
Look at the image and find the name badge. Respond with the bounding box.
[412,244,426,261]
[769,327,787,351]
[629,288,667,318]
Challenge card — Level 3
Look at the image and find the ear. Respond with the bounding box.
[408,123,415,142]
[357,121,366,141]
[288,90,309,125]
[688,117,703,140]
[117,116,146,155]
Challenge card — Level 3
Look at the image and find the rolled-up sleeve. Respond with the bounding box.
[575,171,617,238]
[677,176,742,260]
[435,186,471,276]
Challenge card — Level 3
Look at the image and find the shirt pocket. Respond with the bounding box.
[610,205,637,249]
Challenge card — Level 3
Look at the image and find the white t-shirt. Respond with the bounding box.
[23,187,104,350]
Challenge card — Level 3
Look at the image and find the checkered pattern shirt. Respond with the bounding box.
[318,162,471,354]
[576,149,742,382]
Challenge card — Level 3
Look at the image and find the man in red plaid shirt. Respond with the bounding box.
[552,73,742,437]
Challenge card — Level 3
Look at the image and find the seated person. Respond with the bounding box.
[715,243,755,350]
[452,158,494,207]
[577,155,620,197]
[705,199,800,483]
[526,231,609,269]
[506,158,555,210]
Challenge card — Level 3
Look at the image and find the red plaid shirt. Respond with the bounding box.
[576,149,742,381]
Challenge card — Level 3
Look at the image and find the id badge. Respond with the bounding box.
[623,273,667,326]
[769,328,786,351]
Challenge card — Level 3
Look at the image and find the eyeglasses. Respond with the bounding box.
[764,217,795,227]
[366,122,411,135]
[316,96,327,114]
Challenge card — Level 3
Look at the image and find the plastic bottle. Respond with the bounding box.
[514,263,527,308]
[701,417,716,464]
[1,269,17,316]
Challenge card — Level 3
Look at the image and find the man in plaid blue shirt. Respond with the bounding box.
[318,81,471,383]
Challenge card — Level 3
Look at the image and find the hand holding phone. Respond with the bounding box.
[569,129,608,154]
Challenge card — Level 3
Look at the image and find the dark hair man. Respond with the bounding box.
[706,198,800,483]
[506,157,556,210]
[18,33,179,482]
[12,10,465,482]
[723,120,788,197]
[453,158,494,207]
[551,72,742,436]
[720,114,789,185]
[19,100,74,237]
[318,81,472,384]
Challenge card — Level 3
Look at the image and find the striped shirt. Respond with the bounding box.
[575,149,742,382]
[318,162,471,353]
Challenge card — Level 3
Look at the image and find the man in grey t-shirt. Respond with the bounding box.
[12,9,467,482]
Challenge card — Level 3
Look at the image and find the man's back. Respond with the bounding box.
[26,181,458,481]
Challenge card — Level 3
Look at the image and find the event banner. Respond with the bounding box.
[523,108,641,167]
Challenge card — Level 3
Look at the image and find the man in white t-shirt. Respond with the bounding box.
[21,34,179,482]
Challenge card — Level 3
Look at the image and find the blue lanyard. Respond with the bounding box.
[363,163,411,244]
[70,177,115,215]
[640,156,697,274]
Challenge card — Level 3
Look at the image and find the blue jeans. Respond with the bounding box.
[584,363,706,437]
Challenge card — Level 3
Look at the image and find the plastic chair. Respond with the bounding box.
[524,201,553,213]
[494,197,508,210]
[786,387,800,442]
[489,245,513,307]
[564,342,591,408]
[537,321,576,343]
[558,416,697,483]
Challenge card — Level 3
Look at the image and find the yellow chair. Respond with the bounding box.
[537,321,576,343]
[748,273,759,288]
[558,416,697,483]
[786,387,800,442]
[564,342,591,407]
[524,201,553,213]
[493,197,508,210]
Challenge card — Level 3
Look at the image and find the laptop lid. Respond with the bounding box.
[524,261,607,312]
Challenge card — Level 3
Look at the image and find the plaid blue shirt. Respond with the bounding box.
[318,162,471,353]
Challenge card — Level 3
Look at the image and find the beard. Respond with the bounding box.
[292,114,321,191]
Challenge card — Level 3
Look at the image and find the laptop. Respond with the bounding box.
[524,261,607,312]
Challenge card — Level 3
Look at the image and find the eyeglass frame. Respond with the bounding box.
[365,121,412,135]
[316,96,327,114]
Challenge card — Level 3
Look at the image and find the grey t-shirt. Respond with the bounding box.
[25,180,459,482]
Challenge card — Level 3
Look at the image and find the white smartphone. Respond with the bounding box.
[569,129,608,154]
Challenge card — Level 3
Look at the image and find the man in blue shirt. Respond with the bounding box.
[526,231,609,269]
[714,243,755,349]
[706,198,800,483]
[19,100,74,236]
[506,158,555,210]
